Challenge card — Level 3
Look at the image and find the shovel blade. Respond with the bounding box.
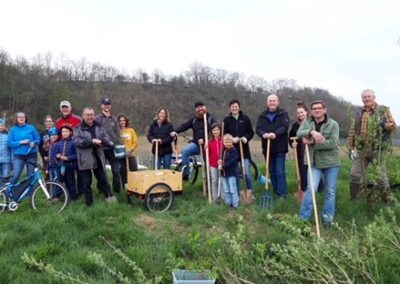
[294,190,305,203]
[240,189,253,205]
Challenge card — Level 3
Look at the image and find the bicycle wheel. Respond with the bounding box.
[0,189,7,214]
[145,183,173,213]
[31,181,69,213]
[250,160,259,181]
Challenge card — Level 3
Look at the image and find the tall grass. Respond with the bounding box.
[0,157,399,283]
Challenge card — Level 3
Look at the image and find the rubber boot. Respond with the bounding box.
[350,183,362,201]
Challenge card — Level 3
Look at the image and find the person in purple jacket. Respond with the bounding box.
[8,112,40,185]
[55,125,79,200]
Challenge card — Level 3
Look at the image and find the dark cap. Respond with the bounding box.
[194,101,205,108]
[101,97,112,104]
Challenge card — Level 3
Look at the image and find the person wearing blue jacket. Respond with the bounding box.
[0,119,11,187]
[8,112,40,185]
[55,125,79,200]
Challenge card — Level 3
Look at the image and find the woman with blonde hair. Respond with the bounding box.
[147,107,174,169]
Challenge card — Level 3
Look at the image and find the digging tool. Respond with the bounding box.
[217,122,224,202]
[204,113,212,203]
[154,140,159,171]
[290,137,304,203]
[305,144,320,238]
[199,144,207,196]
[239,139,253,204]
[260,137,273,209]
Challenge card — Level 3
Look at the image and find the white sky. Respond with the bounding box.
[1,0,400,121]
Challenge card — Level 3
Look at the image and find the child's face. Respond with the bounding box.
[224,138,233,148]
[212,127,221,138]
[50,134,58,142]
[61,128,72,139]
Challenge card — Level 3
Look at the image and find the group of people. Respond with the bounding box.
[0,89,396,224]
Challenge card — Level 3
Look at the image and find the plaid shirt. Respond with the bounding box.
[348,103,396,149]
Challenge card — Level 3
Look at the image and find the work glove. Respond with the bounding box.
[232,137,240,144]
[348,149,358,160]
[262,133,269,139]
[241,137,248,144]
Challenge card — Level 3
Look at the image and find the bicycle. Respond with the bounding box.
[0,163,69,214]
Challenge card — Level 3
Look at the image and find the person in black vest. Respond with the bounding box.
[170,101,216,180]
[256,94,289,198]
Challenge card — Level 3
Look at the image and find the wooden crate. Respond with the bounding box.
[127,169,183,195]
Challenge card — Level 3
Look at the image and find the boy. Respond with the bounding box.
[218,134,239,209]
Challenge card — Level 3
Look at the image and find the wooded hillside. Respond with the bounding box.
[0,49,353,136]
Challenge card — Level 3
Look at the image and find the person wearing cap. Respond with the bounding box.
[73,107,116,206]
[256,94,289,198]
[0,119,11,187]
[8,112,40,185]
[95,97,122,194]
[170,101,216,180]
[56,100,82,130]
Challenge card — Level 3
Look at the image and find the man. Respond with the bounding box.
[170,101,216,180]
[347,89,396,204]
[95,97,122,193]
[56,100,82,130]
[223,99,255,198]
[297,100,340,225]
[73,107,116,206]
[256,94,289,198]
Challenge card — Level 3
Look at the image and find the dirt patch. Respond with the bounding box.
[134,214,158,230]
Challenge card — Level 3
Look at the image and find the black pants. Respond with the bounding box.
[59,167,79,200]
[104,148,121,193]
[80,160,112,206]
[120,156,138,184]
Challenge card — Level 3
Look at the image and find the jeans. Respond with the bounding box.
[300,166,340,224]
[104,149,122,193]
[49,167,61,182]
[222,176,239,208]
[10,153,37,184]
[236,158,254,195]
[210,166,224,201]
[268,152,288,197]
[181,142,200,175]
[0,162,10,187]
[153,153,172,170]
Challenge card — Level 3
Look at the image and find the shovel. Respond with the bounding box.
[290,137,304,203]
[217,122,224,202]
[239,139,253,204]
[154,140,159,171]
[203,113,212,203]
[305,143,320,238]
[260,137,273,209]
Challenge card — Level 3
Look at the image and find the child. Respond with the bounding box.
[218,134,240,209]
[47,127,61,182]
[206,123,224,202]
[55,125,79,200]
[0,119,11,187]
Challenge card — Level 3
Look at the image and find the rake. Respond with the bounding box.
[260,137,273,209]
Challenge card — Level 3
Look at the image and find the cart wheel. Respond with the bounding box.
[145,183,174,213]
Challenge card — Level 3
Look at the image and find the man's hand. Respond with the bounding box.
[241,137,248,144]
[232,137,240,144]
[92,138,102,145]
[170,131,177,137]
[198,139,204,145]
[262,133,269,139]
[302,137,314,145]
[310,130,325,143]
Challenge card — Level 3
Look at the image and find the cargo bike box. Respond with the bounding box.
[126,169,183,212]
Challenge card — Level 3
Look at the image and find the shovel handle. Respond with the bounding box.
[265,137,271,190]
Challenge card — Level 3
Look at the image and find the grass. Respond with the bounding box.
[1,155,400,283]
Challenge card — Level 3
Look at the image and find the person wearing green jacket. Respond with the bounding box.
[297,100,340,226]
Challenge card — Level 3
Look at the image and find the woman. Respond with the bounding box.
[147,107,174,169]
[39,114,55,180]
[0,119,11,187]
[8,112,40,184]
[118,114,138,188]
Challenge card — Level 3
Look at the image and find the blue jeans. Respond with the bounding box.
[222,176,239,208]
[300,166,340,224]
[10,154,37,184]
[181,142,200,175]
[236,158,254,195]
[49,167,61,182]
[153,153,172,169]
[0,162,10,187]
[269,152,288,197]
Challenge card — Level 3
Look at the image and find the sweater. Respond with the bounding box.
[8,124,40,156]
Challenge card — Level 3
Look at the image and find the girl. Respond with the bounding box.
[39,114,55,180]
[47,127,61,182]
[206,123,224,202]
[118,114,138,188]
[0,119,11,187]
[55,125,79,200]
[147,107,174,170]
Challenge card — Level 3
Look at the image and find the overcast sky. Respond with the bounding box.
[1,0,400,121]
